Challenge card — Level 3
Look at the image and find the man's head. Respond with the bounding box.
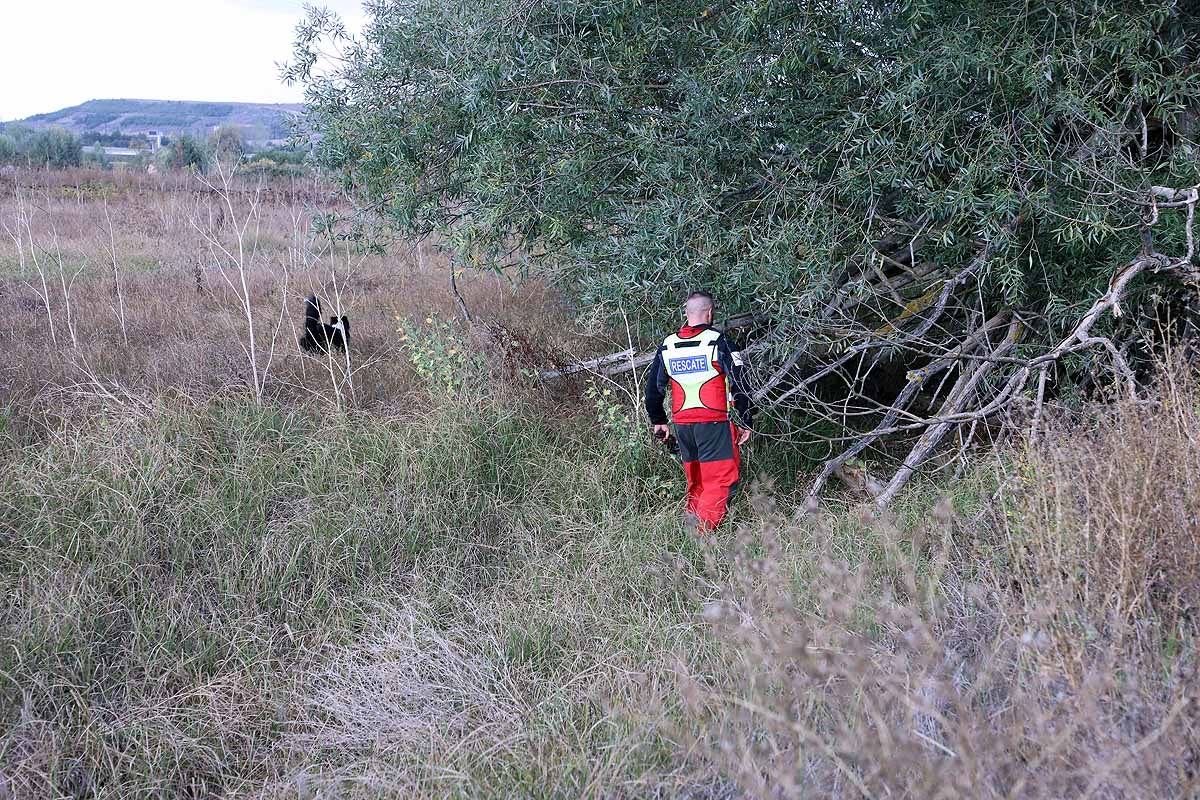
[685,290,715,326]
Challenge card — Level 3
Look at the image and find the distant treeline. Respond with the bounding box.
[0,125,309,175]
[79,131,157,148]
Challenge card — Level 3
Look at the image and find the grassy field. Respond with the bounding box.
[1,168,1197,798]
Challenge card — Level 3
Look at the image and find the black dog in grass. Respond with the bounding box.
[299,295,350,353]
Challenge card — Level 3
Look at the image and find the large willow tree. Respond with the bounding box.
[289,0,1200,503]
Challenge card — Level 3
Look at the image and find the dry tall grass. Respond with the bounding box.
[676,363,1200,798]
[1,167,1196,799]
[1013,361,1200,631]
[0,167,568,424]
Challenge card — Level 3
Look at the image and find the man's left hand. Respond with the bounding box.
[737,427,752,446]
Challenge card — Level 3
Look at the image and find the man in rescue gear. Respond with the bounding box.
[644,290,754,531]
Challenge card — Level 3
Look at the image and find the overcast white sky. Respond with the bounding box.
[1,1,368,121]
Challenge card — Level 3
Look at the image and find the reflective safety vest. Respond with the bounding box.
[661,327,731,423]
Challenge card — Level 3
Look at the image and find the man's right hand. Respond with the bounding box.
[652,424,671,441]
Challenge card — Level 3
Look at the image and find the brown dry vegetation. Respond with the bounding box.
[0,166,566,422]
[680,372,1200,797]
[0,168,1196,799]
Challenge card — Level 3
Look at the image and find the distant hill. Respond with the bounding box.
[7,99,304,142]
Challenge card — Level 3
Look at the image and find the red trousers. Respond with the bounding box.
[675,420,741,531]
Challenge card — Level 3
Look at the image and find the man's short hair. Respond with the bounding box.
[684,290,715,320]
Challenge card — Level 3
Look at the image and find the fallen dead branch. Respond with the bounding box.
[539,312,767,379]
[544,184,1200,507]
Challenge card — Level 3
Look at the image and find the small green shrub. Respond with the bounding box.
[584,380,641,454]
[396,314,485,393]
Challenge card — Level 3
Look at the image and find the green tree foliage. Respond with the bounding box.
[83,142,112,170]
[253,146,308,165]
[81,130,147,149]
[0,133,17,165]
[289,1,1200,498]
[1,125,41,156]
[290,1,1200,329]
[160,134,210,172]
[27,128,82,169]
[209,125,247,162]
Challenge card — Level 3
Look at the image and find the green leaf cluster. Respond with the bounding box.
[397,314,485,393]
[289,0,1200,338]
